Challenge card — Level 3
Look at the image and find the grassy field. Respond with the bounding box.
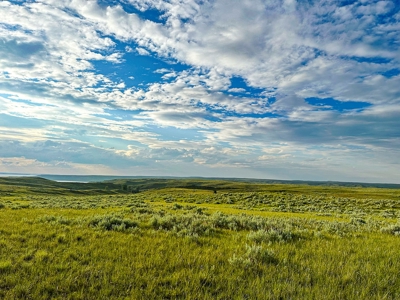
[0,177,400,299]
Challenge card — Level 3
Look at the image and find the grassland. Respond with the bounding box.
[0,177,400,299]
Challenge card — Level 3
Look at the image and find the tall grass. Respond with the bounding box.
[0,185,400,299]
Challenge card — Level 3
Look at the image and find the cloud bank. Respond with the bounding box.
[0,0,399,182]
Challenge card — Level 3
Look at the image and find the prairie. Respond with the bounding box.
[0,177,399,299]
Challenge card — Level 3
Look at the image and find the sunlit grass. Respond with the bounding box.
[0,181,400,299]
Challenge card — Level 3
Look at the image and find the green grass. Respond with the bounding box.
[0,178,400,299]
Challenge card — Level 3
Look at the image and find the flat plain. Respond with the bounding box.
[0,177,400,299]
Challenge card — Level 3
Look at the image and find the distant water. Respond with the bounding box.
[40,175,151,183]
[55,180,89,183]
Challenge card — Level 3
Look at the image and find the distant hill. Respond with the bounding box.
[0,174,400,197]
[104,178,400,199]
[0,176,123,195]
[18,173,400,189]
[103,176,400,190]
[211,178,400,189]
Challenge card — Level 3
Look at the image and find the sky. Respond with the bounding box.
[0,0,399,183]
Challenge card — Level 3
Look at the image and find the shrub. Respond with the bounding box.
[350,217,366,225]
[210,212,266,231]
[229,244,277,268]
[172,203,183,210]
[381,224,400,236]
[247,228,297,244]
[150,214,214,237]
[89,215,138,231]
[37,215,74,225]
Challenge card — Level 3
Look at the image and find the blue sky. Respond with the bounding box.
[0,0,399,183]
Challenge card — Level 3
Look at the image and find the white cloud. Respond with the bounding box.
[0,0,399,182]
[136,47,150,55]
[228,88,246,93]
[0,156,119,175]
[125,46,134,52]
[154,68,171,73]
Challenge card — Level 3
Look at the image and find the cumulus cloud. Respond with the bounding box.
[0,0,399,182]
[136,47,150,55]
[228,88,246,93]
